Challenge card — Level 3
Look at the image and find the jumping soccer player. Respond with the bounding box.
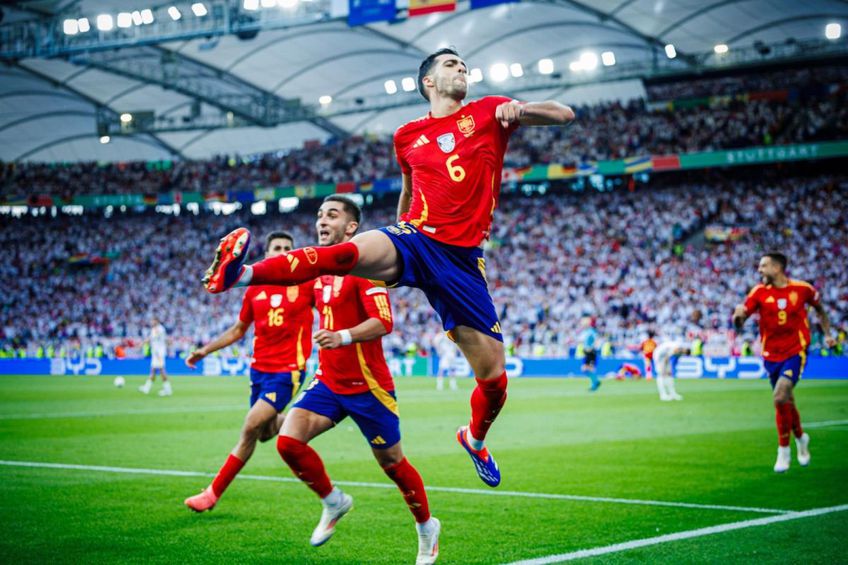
[274,196,439,564]
[733,252,836,473]
[652,339,688,401]
[202,48,574,487]
[139,317,171,396]
[183,232,314,512]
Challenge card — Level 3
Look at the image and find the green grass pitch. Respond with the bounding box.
[0,375,846,564]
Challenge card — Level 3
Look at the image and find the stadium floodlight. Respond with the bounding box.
[168,6,182,20]
[191,3,208,16]
[538,58,554,75]
[243,0,260,10]
[384,80,398,95]
[509,63,523,78]
[140,9,155,24]
[117,13,132,28]
[96,14,114,31]
[601,51,616,66]
[569,60,582,72]
[489,63,509,82]
[78,18,91,32]
[714,43,729,54]
[120,113,133,123]
[63,19,79,35]
[579,51,598,71]
[131,11,143,25]
[278,0,299,8]
[664,43,676,59]
[261,0,276,7]
[401,77,416,92]
[825,23,842,40]
[100,135,111,144]
[319,95,332,105]
[468,67,483,83]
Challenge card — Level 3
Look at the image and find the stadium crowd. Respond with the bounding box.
[2,171,846,360]
[2,67,846,200]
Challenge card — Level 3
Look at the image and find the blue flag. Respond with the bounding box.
[470,0,518,9]
[348,0,397,26]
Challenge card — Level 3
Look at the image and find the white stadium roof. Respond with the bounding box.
[1,0,846,162]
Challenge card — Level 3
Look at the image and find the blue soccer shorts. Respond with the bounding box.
[763,353,806,389]
[249,368,302,412]
[292,378,400,449]
[379,221,502,342]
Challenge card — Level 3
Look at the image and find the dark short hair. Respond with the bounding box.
[418,47,461,101]
[764,252,788,271]
[323,195,362,228]
[265,231,294,249]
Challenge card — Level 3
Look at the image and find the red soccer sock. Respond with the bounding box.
[788,401,804,438]
[775,402,793,447]
[383,458,431,523]
[250,242,358,286]
[277,435,333,498]
[469,372,508,442]
[210,454,245,497]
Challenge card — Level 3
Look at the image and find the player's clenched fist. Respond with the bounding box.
[314,329,343,349]
[495,100,524,128]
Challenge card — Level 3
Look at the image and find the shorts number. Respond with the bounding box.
[267,308,284,327]
[778,311,787,325]
[446,154,466,182]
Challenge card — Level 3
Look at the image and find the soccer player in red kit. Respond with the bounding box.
[183,231,314,511]
[733,252,837,473]
[203,48,574,488]
[275,196,440,565]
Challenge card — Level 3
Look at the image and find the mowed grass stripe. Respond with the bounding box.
[0,459,790,514]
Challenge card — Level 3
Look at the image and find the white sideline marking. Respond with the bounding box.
[0,460,790,515]
[506,503,848,564]
[804,419,848,429]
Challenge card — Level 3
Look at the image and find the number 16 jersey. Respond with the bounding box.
[393,95,520,248]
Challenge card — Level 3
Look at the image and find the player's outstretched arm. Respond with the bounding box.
[495,100,575,128]
[396,173,412,221]
[732,304,749,331]
[186,320,249,368]
[314,318,388,350]
[813,303,837,347]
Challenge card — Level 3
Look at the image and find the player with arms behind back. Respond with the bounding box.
[733,252,837,472]
[202,47,574,488]
[183,232,314,511]
[274,196,439,564]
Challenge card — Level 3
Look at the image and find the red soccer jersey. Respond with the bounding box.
[239,282,315,373]
[743,279,821,362]
[394,95,520,247]
[313,275,394,395]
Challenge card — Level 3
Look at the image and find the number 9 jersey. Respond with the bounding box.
[743,279,821,362]
[393,95,520,248]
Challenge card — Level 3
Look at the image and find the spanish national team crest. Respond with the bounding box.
[777,298,787,310]
[456,114,476,137]
[270,294,283,308]
[789,291,798,306]
[437,133,455,153]
[286,286,299,302]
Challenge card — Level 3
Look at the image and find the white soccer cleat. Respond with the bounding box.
[671,393,683,401]
[158,388,172,397]
[310,492,353,547]
[416,517,440,565]
[773,446,791,473]
[795,433,811,466]
[138,383,151,394]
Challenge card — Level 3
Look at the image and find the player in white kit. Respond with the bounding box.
[140,317,172,396]
[652,340,689,401]
[434,332,459,391]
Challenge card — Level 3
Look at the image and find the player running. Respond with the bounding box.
[183,232,314,512]
[139,317,171,396]
[652,339,688,401]
[274,196,440,564]
[202,48,574,487]
[733,252,836,473]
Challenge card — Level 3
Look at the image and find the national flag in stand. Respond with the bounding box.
[470,0,518,9]
[348,0,396,26]
[408,0,456,17]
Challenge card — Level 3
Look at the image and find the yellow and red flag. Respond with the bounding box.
[408,0,456,17]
